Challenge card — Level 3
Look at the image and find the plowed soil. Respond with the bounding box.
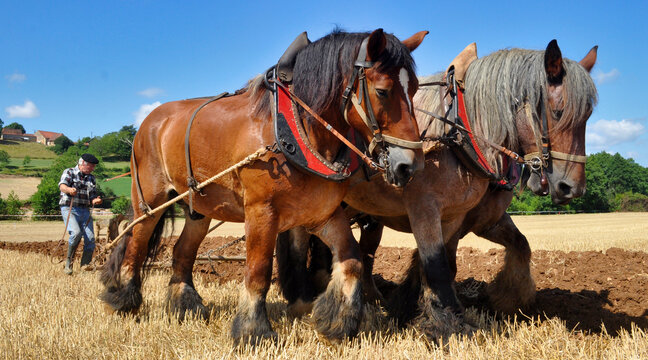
[2,235,646,335]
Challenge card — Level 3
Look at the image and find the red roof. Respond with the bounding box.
[1,128,23,135]
[37,130,64,140]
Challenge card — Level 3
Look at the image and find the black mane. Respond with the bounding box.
[292,29,416,116]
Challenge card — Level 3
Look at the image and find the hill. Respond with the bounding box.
[0,140,57,159]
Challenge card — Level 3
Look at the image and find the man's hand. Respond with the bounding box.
[60,184,77,196]
[92,197,102,206]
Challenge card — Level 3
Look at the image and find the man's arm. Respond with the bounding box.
[59,183,77,196]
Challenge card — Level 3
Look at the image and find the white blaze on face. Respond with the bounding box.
[399,68,412,113]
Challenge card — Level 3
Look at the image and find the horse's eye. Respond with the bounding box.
[553,110,563,119]
[375,89,389,98]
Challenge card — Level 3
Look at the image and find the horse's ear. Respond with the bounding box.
[367,28,386,61]
[544,39,564,83]
[402,31,429,52]
[579,45,598,73]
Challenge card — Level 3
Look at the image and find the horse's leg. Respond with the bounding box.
[357,218,386,305]
[276,227,318,317]
[476,213,535,314]
[309,206,363,341]
[166,214,211,321]
[231,204,278,344]
[391,197,466,336]
[100,209,167,314]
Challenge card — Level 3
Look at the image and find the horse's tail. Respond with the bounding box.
[99,206,174,312]
[141,206,174,279]
[276,230,304,304]
[386,249,422,326]
[276,231,326,305]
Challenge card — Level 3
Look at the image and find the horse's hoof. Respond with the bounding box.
[166,283,209,322]
[310,280,363,341]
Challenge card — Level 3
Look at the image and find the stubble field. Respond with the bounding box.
[0,212,647,359]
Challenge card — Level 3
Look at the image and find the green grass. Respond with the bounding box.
[7,158,54,168]
[103,161,130,169]
[0,140,57,159]
[101,176,131,197]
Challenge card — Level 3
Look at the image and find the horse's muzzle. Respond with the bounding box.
[384,146,424,187]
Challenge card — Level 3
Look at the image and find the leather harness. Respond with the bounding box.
[132,32,424,214]
[268,35,422,181]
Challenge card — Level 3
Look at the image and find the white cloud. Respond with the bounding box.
[6,73,26,83]
[133,102,162,127]
[138,87,165,98]
[586,118,645,147]
[626,151,639,160]
[592,68,619,85]
[5,100,40,118]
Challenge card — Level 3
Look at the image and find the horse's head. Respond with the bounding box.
[342,29,428,187]
[519,40,598,204]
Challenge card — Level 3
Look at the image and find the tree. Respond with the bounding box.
[22,155,31,167]
[87,126,134,161]
[52,135,75,155]
[120,125,137,138]
[4,122,25,134]
[0,117,4,130]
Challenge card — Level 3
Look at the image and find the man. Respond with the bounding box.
[59,153,102,275]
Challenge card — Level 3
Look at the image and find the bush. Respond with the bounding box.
[0,191,24,220]
[0,150,9,166]
[111,197,132,215]
[614,192,648,212]
[22,155,31,166]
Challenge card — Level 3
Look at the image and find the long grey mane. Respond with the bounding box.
[414,49,597,174]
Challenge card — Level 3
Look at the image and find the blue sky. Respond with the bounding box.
[2,1,647,166]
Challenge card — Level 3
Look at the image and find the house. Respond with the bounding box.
[1,128,36,142]
[35,130,64,146]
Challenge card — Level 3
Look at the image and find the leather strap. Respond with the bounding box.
[524,151,587,163]
[522,102,587,167]
[184,93,229,213]
[275,80,382,171]
[131,148,152,214]
[348,93,422,154]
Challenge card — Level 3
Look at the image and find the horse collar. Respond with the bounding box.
[273,77,362,181]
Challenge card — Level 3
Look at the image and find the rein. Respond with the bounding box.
[90,145,274,269]
[415,107,523,165]
[272,80,383,171]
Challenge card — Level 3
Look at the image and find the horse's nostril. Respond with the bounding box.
[558,181,573,197]
[396,162,413,181]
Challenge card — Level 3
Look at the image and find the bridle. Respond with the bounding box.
[340,37,423,163]
[417,72,587,184]
[521,94,587,176]
[265,37,423,174]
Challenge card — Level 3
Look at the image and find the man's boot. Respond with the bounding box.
[80,248,94,270]
[64,244,76,275]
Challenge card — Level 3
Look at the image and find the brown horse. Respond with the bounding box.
[276,40,598,336]
[99,29,428,343]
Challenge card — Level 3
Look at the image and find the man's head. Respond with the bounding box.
[78,153,99,174]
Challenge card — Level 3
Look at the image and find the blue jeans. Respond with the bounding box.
[60,206,95,251]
